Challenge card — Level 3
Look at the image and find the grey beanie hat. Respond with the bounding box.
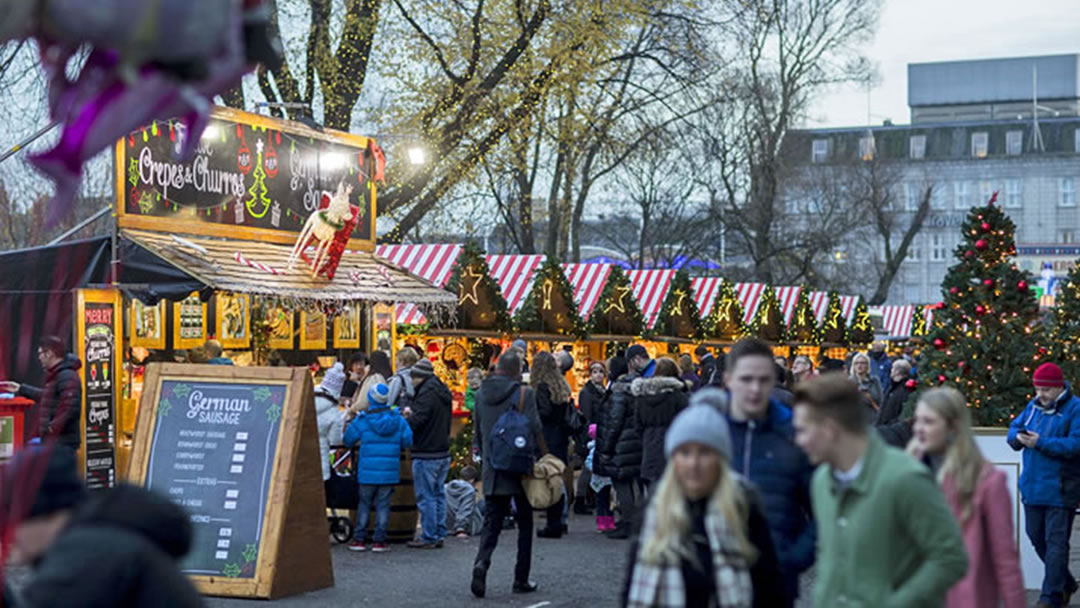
[689,387,729,413]
[664,404,732,461]
[410,359,435,379]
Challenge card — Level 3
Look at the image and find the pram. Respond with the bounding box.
[325,445,358,543]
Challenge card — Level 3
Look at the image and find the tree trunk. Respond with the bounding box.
[869,186,933,304]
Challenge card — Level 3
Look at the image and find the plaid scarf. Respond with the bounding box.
[626,498,753,608]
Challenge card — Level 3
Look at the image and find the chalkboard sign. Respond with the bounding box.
[77,289,119,490]
[116,106,378,250]
[129,364,333,598]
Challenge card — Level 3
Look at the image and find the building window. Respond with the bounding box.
[931,234,948,262]
[904,183,919,211]
[1061,229,1076,244]
[979,180,994,206]
[909,135,926,159]
[930,184,947,210]
[1005,179,1022,208]
[812,139,829,163]
[954,181,971,209]
[971,132,989,158]
[905,236,921,263]
[859,135,875,161]
[1006,130,1023,155]
[1061,177,1077,207]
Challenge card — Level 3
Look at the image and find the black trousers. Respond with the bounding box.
[474,491,533,583]
[613,478,641,527]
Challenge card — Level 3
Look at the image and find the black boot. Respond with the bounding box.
[512,580,539,593]
[572,496,592,515]
[605,521,631,540]
[471,562,488,598]
[502,515,516,530]
[536,526,563,539]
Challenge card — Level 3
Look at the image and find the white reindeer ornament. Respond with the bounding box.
[287,182,354,278]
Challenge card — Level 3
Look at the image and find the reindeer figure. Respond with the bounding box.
[287,181,354,277]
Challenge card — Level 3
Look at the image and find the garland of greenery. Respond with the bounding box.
[787,286,822,345]
[443,241,514,333]
[704,281,747,342]
[515,256,588,338]
[820,291,847,346]
[848,297,874,346]
[651,270,702,340]
[588,265,645,337]
[751,285,786,343]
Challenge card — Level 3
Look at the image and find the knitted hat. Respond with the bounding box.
[318,362,346,399]
[1034,363,1065,388]
[368,382,390,407]
[411,359,435,379]
[2,446,85,521]
[511,339,527,353]
[689,387,730,414]
[626,344,648,361]
[664,405,732,461]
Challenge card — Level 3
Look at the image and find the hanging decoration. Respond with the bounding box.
[515,257,586,337]
[704,281,747,343]
[787,286,822,345]
[443,242,514,332]
[848,297,874,346]
[588,266,645,337]
[820,291,848,346]
[652,271,702,340]
[286,182,358,279]
[750,286,786,343]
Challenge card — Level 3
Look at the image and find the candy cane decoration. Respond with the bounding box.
[234,251,280,275]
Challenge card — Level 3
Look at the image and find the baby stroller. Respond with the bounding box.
[325,445,358,544]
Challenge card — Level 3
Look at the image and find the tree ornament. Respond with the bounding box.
[949,286,959,295]
[905,379,918,390]
[957,361,966,369]
[983,279,994,288]
[937,374,946,384]
[975,304,986,315]
[975,239,988,251]
[1018,280,1028,291]
[937,301,946,309]
[933,338,946,350]
[980,222,991,232]
[965,250,975,258]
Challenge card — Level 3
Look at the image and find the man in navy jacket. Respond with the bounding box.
[1008,362,1080,608]
[722,338,816,607]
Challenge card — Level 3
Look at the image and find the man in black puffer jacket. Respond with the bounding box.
[405,359,453,549]
[599,344,653,540]
[632,362,689,486]
[4,447,203,607]
[1,336,82,450]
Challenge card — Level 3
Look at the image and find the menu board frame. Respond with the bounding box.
[216,293,251,349]
[299,310,326,350]
[130,299,167,349]
[128,364,332,598]
[174,293,208,350]
[332,305,360,349]
[76,289,120,490]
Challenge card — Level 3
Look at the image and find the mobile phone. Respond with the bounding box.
[1017,427,1030,435]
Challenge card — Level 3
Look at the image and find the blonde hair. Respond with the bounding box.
[907,387,987,523]
[849,352,871,381]
[531,351,572,403]
[396,347,419,367]
[640,454,757,568]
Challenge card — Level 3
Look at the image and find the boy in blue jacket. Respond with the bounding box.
[344,383,413,552]
[1008,362,1080,608]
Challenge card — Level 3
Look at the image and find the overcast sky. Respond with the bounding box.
[805,0,1080,128]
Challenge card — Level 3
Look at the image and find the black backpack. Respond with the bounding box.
[490,388,540,475]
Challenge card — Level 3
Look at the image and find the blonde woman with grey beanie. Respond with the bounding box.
[621,406,784,608]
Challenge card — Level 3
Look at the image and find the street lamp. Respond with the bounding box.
[406,146,426,166]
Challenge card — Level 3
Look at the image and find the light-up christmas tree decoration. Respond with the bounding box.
[246,138,271,218]
[918,193,1045,426]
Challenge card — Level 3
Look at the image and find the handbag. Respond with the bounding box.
[522,453,566,509]
[564,399,585,434]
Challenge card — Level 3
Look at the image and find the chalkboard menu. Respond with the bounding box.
[116,107,378,246]
[130,364,332,598]
[146,379,287,578]
[77,290,119,490]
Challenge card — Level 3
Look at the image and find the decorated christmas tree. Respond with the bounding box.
[820,291,847,346]
[787,287,821,345]
[1051,260,1080,378]
[705,281,747,342]
[750,285,786,343]
[652,270,702,340]
[918,194,1045,426]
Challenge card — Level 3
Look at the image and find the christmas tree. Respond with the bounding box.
[918,193,1045,426]
[1051,260,1080,379]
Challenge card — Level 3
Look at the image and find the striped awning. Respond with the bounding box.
[881,305,915,337]
[562,263,612,320]
[375,244,463,324]
[690,277,723,319]
[775,286,802,326]
[486,255,546,315]
[925,305,936,329]
[808,291,830,323]
[627,269,675,329]
[735,283,766,325]
[839,295,859,326]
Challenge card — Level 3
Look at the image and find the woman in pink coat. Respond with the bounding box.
[909,387,1026,608]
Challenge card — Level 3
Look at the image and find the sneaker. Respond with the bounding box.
[348,540,367,552]
[371,543,390,553]
[406,539,439,549]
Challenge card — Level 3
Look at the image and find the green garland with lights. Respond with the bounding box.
[515,257,587,337]
[918,193,1046,426]
[652,270,702,340]
[820,291,847,346]
[848,297,874,347]
[443,241,514,333]
[787,286,822,345]
[704,281,747,342]
[911,304,928,338]
[750,285,786,343]
[588,266,645,337]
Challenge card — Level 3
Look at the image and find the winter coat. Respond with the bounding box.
[578,381,608,426]
[536,383,571,462]
[771,385,794,406]
[680,372,701,392]
[472,374,543,496]
[632,376,688,482]
[344,403,413,485]
[726,400,816,603]
[1007,387,1080,508]
[314,390,344,481]
[407,375,452,460]
[878,379,912,427]
[18,484,203,608]
[386,366,415,410]
[868,351,892,390]
[207,356,233,365]
[854,374,884,422]
[351,373,386,412]
[877,418,914,449]
[19,353,82,449]
[445,479,482,535]
[698,353,721,387]
[941,466,1026,608]
[599,373,642,481]
[811,433,967,608]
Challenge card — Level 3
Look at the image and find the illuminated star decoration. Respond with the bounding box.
[671,289,687,317]
[542,279,554,310]
[459,266,484,306]
[604,284,631,315]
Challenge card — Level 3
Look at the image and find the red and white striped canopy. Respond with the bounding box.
[375,244,463,325]
[808,291,830,323]
[775,286,803,326]
[486,255,546,315]
[925,306,935,329]
[839,295,859,326]
[626,269,675,329]
[881,305,916,337]
[690,277,723,318]
[735,283,766,325]
[562,263,612,320]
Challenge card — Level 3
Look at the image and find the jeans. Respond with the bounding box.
[412,456,450,543]
[1025,504,1078,607]
[475,490,533,584]
[354,484,395,543]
